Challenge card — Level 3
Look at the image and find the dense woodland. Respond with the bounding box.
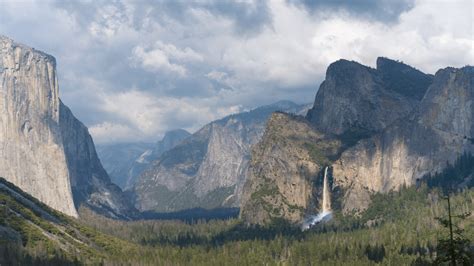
[1,156,473,265]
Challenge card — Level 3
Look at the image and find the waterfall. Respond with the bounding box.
[321,166,331,212]
[301,166,333,230]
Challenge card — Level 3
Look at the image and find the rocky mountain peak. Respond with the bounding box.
[241,58,468,225]
[160,129,191,149]
[376,57,433,100]
[324,59,374,85]
[307,57,432,137]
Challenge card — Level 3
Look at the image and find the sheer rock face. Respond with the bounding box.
[132,101,311,212]
[59,102,137,219]
[333,66,474,213]
[96,129,190,190]
[0,36,135,219]
[306,58,432,136]
[241,58,436,224]
[0,36,77,217]
[240,113,342,224]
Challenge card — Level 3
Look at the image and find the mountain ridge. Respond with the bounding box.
[131,101,312,212]
[240,57,471,224]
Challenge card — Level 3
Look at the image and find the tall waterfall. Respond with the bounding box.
[302,166,333,230]
[321,166,331,212]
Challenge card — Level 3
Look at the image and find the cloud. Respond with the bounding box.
[287,0,415,22]
[92,89,242,143]
[0,0,472,143]
[90,122,139,144]
[130,41,203,76]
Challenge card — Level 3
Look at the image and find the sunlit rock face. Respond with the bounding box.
[241,61,473,223]
[0,35,78,217]
[333,66,474,213]
[0,36,136,219]
[240,113,339,225]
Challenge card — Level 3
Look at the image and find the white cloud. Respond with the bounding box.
[89,122,139,144]
[131,45,187,76]
[90,89,242,143]
[1,0,472,143]
[130,41,203,77]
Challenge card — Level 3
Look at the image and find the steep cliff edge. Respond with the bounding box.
[0,36,77,217]
[0,35,135,219]
[240,113,342,224]
[60,102,137,219]
[306,58,432,136]
[333,66,474,213]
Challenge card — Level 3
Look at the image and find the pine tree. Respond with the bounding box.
[435,193,472,265]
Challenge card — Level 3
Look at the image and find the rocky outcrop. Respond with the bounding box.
[131,101,311,212]
[0,35,135,219]
[241,57,437,224]
[306,58,432,137]
[97,129,190,190]
[333,66,474,213]
[240,113,342,224]
[59,102,137,219]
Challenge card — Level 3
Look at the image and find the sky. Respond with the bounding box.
[0,0,472,144]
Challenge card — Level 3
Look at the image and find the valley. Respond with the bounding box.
[0,1,473,262]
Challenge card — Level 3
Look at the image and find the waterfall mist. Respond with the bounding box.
[302,166,332,230]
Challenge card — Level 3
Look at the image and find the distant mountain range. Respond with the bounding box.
[97,129,191,190]
[129,101,311,212]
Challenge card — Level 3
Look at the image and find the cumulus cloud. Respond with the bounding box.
[93,89,242,143]
[131,41,203,76]
[0,0,472,143]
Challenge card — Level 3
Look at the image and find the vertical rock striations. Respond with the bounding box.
[241,57,437,224]
[59,102,137,219]
[306,58,432,137]
[333,66,474,213]
[0,35,135,219]
[0,35,78,217]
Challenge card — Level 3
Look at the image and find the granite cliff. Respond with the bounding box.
[240,58,443,224]
[0,36,135,219]
[240,113,342,224]
[333,66,474,213]
[307,57,432,136]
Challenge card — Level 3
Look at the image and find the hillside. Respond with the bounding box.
[2,173,473,265]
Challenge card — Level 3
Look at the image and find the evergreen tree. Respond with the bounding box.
[435,193,472,266]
